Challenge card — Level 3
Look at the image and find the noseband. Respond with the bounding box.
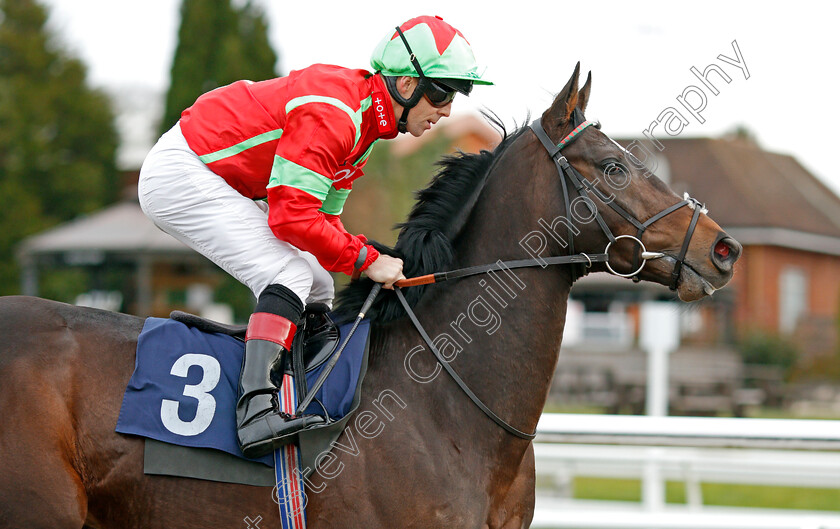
[529,117,705,290]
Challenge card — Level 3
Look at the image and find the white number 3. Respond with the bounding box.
[160,353,221,436]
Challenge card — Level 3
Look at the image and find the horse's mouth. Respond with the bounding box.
[677,264,718,301]
[652,255,724,302]
[676,260,728,302]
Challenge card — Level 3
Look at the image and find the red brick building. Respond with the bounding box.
[654,136,840,353]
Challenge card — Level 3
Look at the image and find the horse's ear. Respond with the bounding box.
[542,62,581,130]
[577,71,592,115]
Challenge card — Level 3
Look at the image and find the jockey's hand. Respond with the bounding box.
[364,254,405,289]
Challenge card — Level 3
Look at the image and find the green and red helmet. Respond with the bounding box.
[371,15,491,93]
[371,16,491,131]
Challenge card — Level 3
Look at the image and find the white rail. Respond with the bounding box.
[535,443,840,488]
[532,499,840,529]
[535,413,840,449]
[531,414,840,529]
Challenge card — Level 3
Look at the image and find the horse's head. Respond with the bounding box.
[535,64,741,301]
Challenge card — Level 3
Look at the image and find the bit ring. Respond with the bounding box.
[604,235,653,278]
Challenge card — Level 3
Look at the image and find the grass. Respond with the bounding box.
[571,477,840,511]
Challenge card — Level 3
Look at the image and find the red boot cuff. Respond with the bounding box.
[246,313,297,350]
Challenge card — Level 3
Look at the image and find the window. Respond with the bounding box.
[779,267,808,334]
[652,153,671,184]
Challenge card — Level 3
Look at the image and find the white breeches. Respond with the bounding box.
[138,123,334,307]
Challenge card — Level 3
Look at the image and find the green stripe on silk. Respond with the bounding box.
[286,95,366,150]
[269,156,333,202]
[319,187,352,215]
[353,140,378,166]
[198,129,284,164]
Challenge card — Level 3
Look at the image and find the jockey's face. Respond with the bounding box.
[393,77,453,137]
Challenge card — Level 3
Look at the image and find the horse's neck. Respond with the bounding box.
[382,154,573,438]
[425,250,572,427]
[443,141,574,423]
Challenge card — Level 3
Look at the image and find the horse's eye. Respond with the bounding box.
[602,161,627,176]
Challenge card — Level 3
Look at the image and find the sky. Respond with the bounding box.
[39,0,840,196]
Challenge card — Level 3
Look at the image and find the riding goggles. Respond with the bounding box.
[424,80,457,107]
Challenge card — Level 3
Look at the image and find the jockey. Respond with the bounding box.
[138,15,490,458]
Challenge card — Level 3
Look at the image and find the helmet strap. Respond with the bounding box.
[387,26,432,134]
[384,75,429,133]
[398,107,411,134]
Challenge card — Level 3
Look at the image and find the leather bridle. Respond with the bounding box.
[396,117,706,290]
[390,116,708,440]
[529,116,705,290]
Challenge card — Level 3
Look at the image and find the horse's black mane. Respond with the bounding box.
[332,114,528,324]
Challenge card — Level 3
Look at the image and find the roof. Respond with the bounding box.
[651,137,840,239]
[17,201,194,259]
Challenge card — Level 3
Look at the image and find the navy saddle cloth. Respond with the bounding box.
[116,312,370,467]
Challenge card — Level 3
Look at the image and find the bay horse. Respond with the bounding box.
[0,65,740,528]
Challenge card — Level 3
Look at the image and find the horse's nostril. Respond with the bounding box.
[712,237,741,270]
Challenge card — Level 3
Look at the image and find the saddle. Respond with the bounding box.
[118,307,370,481]
[170,304,340,381]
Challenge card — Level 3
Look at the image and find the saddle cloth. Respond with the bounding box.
[116,315,370,469]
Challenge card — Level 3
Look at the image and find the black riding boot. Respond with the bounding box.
[236,286,325,459]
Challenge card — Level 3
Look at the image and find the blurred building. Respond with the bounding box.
[16,171,233,321]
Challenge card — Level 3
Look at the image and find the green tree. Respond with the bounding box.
[0,0,119,294]
[160,0,279,133]
[738,331,799,380]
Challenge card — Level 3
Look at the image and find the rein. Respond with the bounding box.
[388,117,706,440]
[393,287,536,439]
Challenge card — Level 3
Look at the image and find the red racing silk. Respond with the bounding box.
[179,64,398,275]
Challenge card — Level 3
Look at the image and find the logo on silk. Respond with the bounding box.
[333,166,360,183]
[372,91,391,134]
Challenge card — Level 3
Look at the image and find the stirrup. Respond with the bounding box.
[238,412,326,458]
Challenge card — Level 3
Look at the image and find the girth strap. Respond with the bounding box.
[292,324,308,404]
[394,287,536,440]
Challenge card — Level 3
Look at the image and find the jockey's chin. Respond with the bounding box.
[405,99,452,137]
